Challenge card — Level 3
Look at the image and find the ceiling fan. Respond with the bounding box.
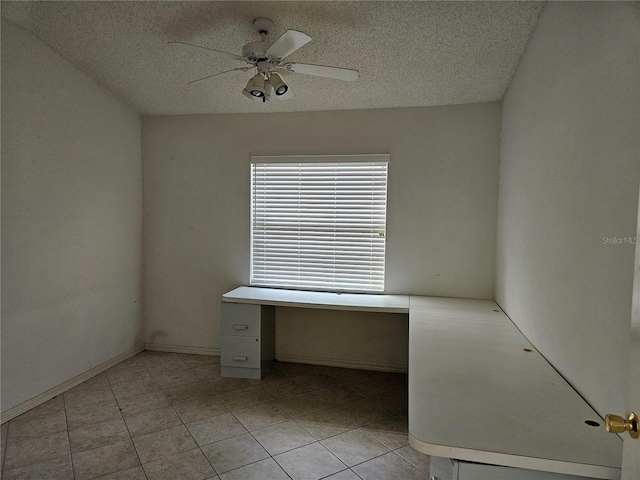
[168,17,359,102]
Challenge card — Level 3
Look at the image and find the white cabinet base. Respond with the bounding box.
[429,457,600,480]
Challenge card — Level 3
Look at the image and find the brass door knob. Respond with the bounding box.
[604,412,639,439]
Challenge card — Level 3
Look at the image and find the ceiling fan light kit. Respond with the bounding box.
[268,73,288,96]
[246,73,266,98]
[169,17,359,102]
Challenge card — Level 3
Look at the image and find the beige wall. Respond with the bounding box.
[142,104,501,366]
[496,2,639,416]
[276,309,409,371]
[1,22,143,413]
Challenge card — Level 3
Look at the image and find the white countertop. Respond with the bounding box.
[408,296,622,479]
[222,286,410,314]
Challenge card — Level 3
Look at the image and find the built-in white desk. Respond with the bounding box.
[222,286,410,313]
[408,296,622,480]
[221,287,623,479]
[220,287,408,380]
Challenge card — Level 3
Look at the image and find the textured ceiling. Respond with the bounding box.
[1,1,545,115]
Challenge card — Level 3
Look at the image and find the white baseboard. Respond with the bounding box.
[144,343,220,356]
[1,344,144,424]
[143,345,403,372]
[276,353,408,373]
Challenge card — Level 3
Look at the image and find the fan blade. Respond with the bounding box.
[188,67,251,85]
[168,41,245,61]
[285,63,359,81]
[266,30,311,60]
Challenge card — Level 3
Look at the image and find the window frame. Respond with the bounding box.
[249,154,390,294]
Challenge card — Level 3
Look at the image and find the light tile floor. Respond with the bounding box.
[1,352,431,480]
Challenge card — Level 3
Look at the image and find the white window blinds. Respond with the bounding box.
[250,155,389,293]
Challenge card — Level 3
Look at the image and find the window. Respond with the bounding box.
[250,155,389,293]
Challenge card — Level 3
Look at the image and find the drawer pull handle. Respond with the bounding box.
[232,324,249,330]
[232,356,248,362]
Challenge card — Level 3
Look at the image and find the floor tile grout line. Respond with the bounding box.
[165,356,246,479]
[180,358,276,479]
[220,366,402,460]
[1,452,75,479]
[61,393,77,480]
[2,398,75,476]
[2,400,70,444]
[239,363,393,476]
[225,387,319,478]
[108,358,151,480]
[351,466,367,480]
[176,376,221,479]
[177,357,223,478]
[390,448,431,476]
[234,394,370,474]
[314,466,356,480]
[280,436,350,474]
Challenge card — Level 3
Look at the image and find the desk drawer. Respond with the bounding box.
[221,303,261,337]
[221,335,261,369]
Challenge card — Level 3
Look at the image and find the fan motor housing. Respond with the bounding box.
[242,41,269,63]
